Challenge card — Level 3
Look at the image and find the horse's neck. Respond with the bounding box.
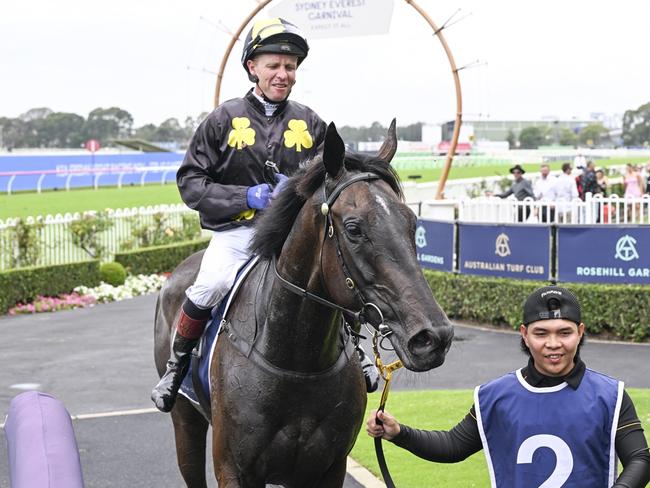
[258,210,345,373]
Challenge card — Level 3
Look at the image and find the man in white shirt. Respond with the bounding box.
[555,162,580,222]
[533,164,557,222]
[573,153,587,170]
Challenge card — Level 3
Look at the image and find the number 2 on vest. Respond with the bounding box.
[516,434,574,488]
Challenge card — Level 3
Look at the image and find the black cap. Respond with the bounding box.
[522,286,581,326]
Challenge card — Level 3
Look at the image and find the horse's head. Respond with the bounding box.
[316,121,453,372]
[251,120,453,372]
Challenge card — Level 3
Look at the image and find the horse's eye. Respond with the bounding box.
[344,221,362,238]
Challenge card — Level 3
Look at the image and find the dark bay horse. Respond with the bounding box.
[153,121,454,487]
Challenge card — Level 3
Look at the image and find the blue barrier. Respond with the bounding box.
[4,391,84,488]
[458,223,551,281]
[415,219,455,272]
[558,226,650,284]
[0,152,183,193]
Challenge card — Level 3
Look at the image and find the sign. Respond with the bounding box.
[557,226,650,284]
[269,0,394,39]
[459,224,550,280]
[415,219,454,272]
[85,139,101,152]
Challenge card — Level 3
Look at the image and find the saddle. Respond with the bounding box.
[178,256,260,421]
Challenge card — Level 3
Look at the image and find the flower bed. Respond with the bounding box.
[8,273,166,315]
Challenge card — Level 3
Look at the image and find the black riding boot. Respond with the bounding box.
[357,345,380,393]
[151,333,199,413]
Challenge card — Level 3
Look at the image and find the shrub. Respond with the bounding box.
[100,261,127,286]
[423,270,650,342]
[69,211,113,259]
[114,238,210,275]
[0,261,101,314]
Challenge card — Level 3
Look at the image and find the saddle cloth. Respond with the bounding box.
[178,256,260,407]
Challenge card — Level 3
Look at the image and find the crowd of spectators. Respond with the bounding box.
[491,158,650,223]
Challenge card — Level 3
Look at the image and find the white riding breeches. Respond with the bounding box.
[185,226,255,310]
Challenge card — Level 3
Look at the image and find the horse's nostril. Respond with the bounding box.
[407,330,436,356]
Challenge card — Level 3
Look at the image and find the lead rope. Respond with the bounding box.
[372,331,403,488]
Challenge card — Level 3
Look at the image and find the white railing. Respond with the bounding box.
[0,204,199,271]
[455,194,650,225]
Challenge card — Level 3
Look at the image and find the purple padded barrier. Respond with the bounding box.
[4,391,84,488]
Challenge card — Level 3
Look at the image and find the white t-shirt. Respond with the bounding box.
[533,175,557,201]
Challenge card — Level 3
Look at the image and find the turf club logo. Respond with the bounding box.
[495,233,511,257]
[415,225,427,249]
[614,235,639,262]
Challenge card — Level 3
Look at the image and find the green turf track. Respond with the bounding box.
[350,388,650,487]
[1,155,647,220]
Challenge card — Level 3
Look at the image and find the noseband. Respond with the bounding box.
[272,171,391,337]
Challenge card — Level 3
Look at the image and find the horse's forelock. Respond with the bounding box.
[249,153,403,258]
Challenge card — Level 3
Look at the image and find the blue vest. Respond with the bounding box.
[475,368,623,488]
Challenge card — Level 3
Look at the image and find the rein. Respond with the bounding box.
[372,332,403,488]
[272,170,404,486]
[272,171,387,331]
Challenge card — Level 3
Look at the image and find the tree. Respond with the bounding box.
[397,122,423,141]
[41,112,85,147]
[83,107,134,143]
[19,107,52,122]
[559,128,578,147]
[622,102,650,147]
[0,117,27,150]
[518,126,546,149]
[506,130,517,149]
[578,123,609,147]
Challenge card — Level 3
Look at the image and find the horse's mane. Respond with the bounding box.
[249,152,403,258]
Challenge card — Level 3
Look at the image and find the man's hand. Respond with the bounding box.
[247,183,272,209]
[366,409,401,441]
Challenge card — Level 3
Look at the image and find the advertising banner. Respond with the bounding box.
[270,0,394,39]
[459,224,550,280]
[557,226,650,284]
[0,152,182,192]
[415,219,454,272]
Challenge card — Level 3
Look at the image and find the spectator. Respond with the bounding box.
[580,160,601,199]
[573,153,587,170]
[595,168,609,196]
[555,162,579,222]
[494,164,535,222]
[623,163,644,222]
[624,164,644,198]
[644,162,650,194]
[366,286,650,488]
[533,163,556,222]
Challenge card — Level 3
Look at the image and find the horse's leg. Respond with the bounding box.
[313,458,348,488]
[170,396,209,488]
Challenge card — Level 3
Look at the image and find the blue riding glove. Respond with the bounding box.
[272,173,290,198]
[246,183,272,209]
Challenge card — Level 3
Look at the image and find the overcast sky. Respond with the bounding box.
[2,0,649,128]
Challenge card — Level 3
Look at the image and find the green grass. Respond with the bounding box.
[1,155,647,220]
[395,156,650,184]
[0,184,183,220]
[350,388,650,487]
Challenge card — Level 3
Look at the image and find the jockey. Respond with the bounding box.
[152,18,379,413]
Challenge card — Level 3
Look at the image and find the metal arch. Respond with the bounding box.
[212,0,462,200]
[403,0,463,200]
[213,0,274,109]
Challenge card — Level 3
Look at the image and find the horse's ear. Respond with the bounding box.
[323,122,345,178]
[377,118,397,163]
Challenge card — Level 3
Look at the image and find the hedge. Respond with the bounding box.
[0,260,101,314]
[114,237,210,275]
[423,270,650,342]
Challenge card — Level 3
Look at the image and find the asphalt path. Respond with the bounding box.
[0,294,648,487]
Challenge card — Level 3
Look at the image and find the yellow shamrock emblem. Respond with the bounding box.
[283,119,313,152]
[228,117,256,150]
